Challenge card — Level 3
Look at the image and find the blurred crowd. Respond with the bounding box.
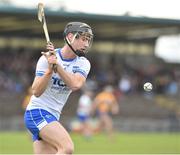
[0,47,179,132]
[0,47,38,93]
[0,47,180,98]
[88,57,180,97]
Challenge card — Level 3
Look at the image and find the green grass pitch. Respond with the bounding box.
[0,131,179,154]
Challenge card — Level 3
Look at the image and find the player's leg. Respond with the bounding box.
[39,121,74,154]
[100,114,113,133]
[98,113,106,131]
[33,140,57,154]
[78,114,92,138]
[82,121,92,139]
[102,114,114,140]
[24,109,73,154]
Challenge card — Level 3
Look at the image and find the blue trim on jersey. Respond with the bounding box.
[36,73,44,76]
[36,71,45,76]
[24,109,58,141]
[74,70,87,78]
[57,48,76,62]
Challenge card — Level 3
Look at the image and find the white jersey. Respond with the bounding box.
[77,94,92,116]
[26,48,91,119]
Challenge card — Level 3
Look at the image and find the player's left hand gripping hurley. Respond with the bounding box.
[37,3,57,72]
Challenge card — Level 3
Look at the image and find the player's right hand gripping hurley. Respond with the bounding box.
[46,42,57,73]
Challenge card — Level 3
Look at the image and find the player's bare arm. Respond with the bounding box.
[32,52,57,97]
[56,65,86,91]
[31,70,52,97]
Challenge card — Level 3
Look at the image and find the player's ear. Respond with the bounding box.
[67,33,74,42]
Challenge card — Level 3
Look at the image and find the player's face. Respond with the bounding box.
[73,33,93,53]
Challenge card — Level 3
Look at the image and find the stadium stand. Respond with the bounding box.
[0,5,180,132]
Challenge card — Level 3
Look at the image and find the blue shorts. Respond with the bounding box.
[24,109,58,141]
[77,114,89,122]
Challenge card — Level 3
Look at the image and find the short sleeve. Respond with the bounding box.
[73,57,91,78]
[35,55,48,77]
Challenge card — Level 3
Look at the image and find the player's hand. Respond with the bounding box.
[44,42,58,72]
[41,51,57,71]
[46,42,55,51]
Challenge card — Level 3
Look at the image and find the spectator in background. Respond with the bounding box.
[92,85,119,139]
[76,89,94,139]
[118,74,131,95]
